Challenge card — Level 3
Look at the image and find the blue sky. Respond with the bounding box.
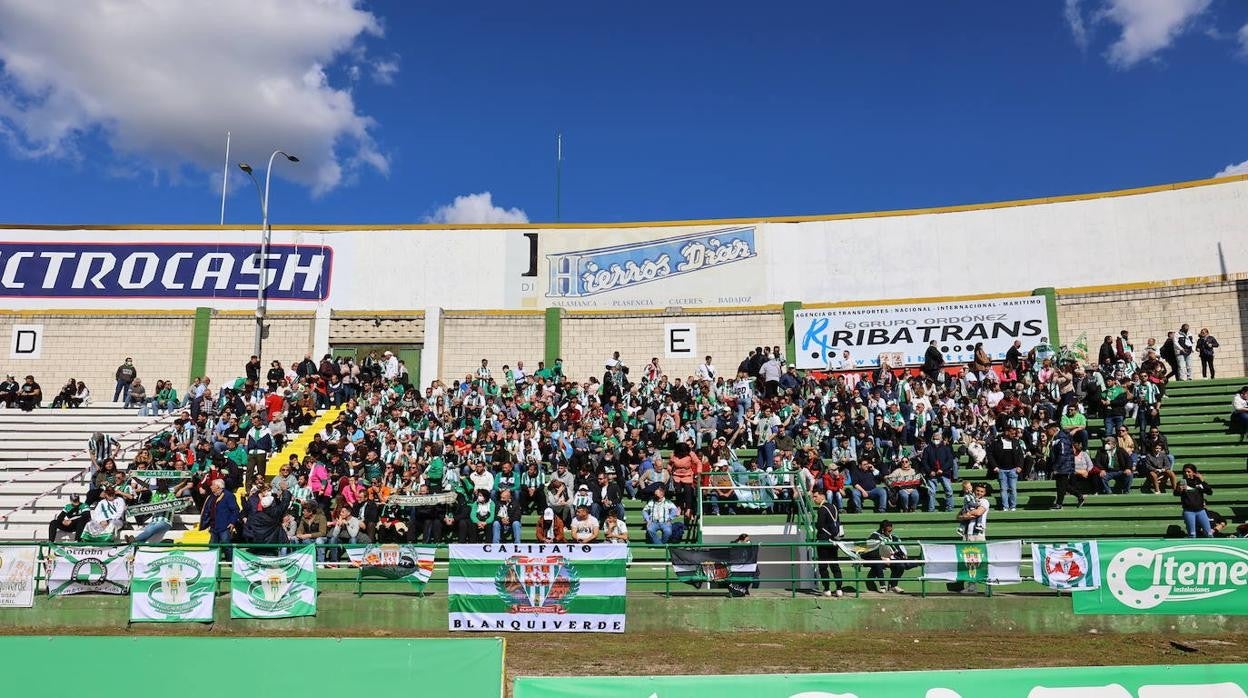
[0,0,1245,225]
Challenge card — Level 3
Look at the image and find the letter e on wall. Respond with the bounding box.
[665,323,697,358]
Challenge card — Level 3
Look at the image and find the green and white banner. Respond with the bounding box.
[346,544,436,588]
[921,540,1021,584]
[1074,539,1248,615]
[230,546,317,619]
[448,543,628,633]
[1032,541,1101,591]
[46,545,132,596]
[0,546,37,607]
[514,663,1248,698]
[130,548,218,622]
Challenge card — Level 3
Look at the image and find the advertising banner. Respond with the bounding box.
[1033,541,1101,591]
[46,545,132,596]
[1073,539,1248,615]
[0,242,331,300]
[921,540,1022,584]
[230,546,317,619]
[793,295,1049,369]
[448,543,628,633]
[129,548,219,622]
[0,546,37,607]
[346,544,436,588]
[514,663,1248,698]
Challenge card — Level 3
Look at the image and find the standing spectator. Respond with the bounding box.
[1175,464,1213,538]
[1046,422,1086,510]
[199,479,240,560]
[245,355,261,383]
[113,358,137,403]
[696,355,716,383]
[244,420,274,489]
[951,482,989,594]
[1176,324,1195,381]
[920,432,956,512]
[86,432,119,476]
[760,352,783,399]
[265,361,284,392]
[1197,328,1220,379]
[987,425,1024,512]
[811,489,844,598]
[1159,332,1179,381]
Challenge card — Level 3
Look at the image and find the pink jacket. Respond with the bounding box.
[309,462,332,497]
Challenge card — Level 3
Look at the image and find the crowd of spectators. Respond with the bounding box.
[35,319,1235,549]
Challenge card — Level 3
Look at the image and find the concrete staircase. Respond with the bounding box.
[0,402,177,540]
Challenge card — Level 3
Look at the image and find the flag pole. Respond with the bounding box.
[219,131,231,225]
[555,133,562,223]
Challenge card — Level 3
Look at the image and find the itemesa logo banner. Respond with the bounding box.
[1074,539,1248,615]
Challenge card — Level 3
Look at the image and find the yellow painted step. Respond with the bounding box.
[265,407,344,477]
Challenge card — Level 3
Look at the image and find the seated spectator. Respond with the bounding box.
[326,506,365,561]
[535,507,566,543]
[1095,436,1134,494]
[885,457,922,513]
[47,493,90,541]
[492,488,521,543]
[570,504,600,543]
[1232,386,1248,440]
[294,504,329,562]
[1141,441,1178,493]
[16,375,41,411]
[643,486,680,543]
[849,460,888,513]
[602,509,629,543]
[0,374,17,407]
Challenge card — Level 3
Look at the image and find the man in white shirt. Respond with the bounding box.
[570,504,600,543]
[696,356,716,383]
[1231,386,1248,436]
[513,360,527,388]
[643,487,680,543]
[382,351,400,381]
[84,486,127,541]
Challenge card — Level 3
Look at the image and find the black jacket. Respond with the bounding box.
[985,437,1025,475]
[592,481,623,507]
[1094,448,1132,473]
[815,501,842,541]
[244,490,291,545]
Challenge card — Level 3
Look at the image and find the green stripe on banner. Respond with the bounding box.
[448,560,625,579]
[448,595,626,616]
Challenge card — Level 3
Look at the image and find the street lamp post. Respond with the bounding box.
[237,151,299,366]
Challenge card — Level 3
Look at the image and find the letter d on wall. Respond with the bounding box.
[664,323,697,358]
[10,324,42,359]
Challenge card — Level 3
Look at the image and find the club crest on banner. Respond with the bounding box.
[1044,546,1090,588]
[495,554,581,613]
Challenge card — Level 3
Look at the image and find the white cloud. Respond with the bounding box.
[371,57,400,85]
[1239,22,1248,56]
[1214,160,1248,178]
[0,0,393,195]
[1100,0,1212,68]
[425,192,529,225]
[1065,0,1090,50]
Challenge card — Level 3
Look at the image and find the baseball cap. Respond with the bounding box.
[542,508,555,521]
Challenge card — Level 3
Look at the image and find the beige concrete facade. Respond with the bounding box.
[5,275,1245,398]
[437,312,545,384]
[1057,275,1248,378]
[560,309,785,382]
[0,312,194,399]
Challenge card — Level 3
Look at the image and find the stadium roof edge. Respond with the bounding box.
[1,173,1245,232]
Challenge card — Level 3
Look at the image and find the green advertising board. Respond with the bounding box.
[514,663,1248,698]
[4,637,504,697]
[1074,539,1248,615]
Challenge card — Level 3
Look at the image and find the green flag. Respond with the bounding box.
[230,546,317,619]
[130,548,218,622]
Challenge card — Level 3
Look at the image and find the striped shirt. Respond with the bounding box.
[643,499,680,524]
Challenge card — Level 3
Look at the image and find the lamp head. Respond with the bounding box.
[237,162,253,174]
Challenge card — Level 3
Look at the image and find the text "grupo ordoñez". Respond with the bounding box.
[0,243,331,300]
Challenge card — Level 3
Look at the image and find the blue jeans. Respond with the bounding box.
[926,476,953,512]
[113,380,130,404]
[1183,509,1212,538]
[492,519,522,543]
[850,486,888,513]
[1104,416,1124,439]
[998,469,1019,510]
[896,489,919,511]
[592,502,625,521]
[134,519,172,543]
[646,520,673,544]
[210,528,233,561]
[1111,470,1135,494]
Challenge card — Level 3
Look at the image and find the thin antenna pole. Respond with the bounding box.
[555,133,562,223]
[219,131,231,225]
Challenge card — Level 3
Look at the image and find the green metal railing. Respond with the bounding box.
[10,537,1102,600]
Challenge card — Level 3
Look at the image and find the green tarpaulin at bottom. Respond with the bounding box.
[514,662,1248,698]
